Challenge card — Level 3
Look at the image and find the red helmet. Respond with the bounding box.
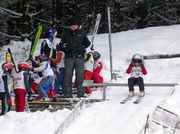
[2,62,14,72]
[18,61,30,71]
[35,54,48,62]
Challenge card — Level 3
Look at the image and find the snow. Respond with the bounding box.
[1,25,180,134]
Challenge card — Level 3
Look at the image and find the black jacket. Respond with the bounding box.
[40,39,56,59]
[59,28,91,58]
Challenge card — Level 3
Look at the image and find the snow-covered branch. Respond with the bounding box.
[0,31,21,39]
[0,6,22,16]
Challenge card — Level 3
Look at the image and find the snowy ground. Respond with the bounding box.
[1,25,180,134]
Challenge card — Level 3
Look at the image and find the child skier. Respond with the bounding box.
[41,29,57,68]
[91,51,103,83]
[0,62,14,115]
[49,45,65,95]
[30,68,57,101]
[27,58,57,101]
[126,53,147,97]
[31,54,54,101]
[84,47,94,94]
[13,61,31,112]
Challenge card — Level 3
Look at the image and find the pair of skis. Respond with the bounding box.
[120,95,144,104]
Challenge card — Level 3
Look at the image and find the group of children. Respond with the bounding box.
[0,29,104,115]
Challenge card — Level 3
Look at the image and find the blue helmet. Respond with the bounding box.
[46,29,57,38]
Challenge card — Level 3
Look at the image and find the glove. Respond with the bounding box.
[140,61,144,66]
[7,98,12,105]
[30,67,34,71]
[90,44,94,51]
[130,61,134,66]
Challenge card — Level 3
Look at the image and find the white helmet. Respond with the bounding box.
[132,53,143,63]
[132,53,142,60]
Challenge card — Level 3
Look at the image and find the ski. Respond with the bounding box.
[91,14,101,50]
[144,114,149,134]
[120,96,133,104]
[133,96,144,104]
[7,48,17,72]
[29,25,42,58]
[5,49,16,111]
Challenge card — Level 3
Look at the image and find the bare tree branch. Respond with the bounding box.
[153,11,178,23]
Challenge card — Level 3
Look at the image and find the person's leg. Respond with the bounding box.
[91,72,103,83]
[15,89,25,112]
[64,58,75,97]
[128,77,135,92]
[60,68,65,94]
[75,58,85,97]
[54,68,61,94]
[36,77,52,98]
[31,82,39,94]
[4,94,10,114]
[54,68,65,94]
[0,93,5,115]
[137,77,145,92]
[84,70,93,94]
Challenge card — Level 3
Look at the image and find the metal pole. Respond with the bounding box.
[107,7,113,80]
[103,86,107,101]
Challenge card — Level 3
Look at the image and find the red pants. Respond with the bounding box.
[91,72,103,83]
[84,70,93,94]
[14,89,25,112]
[31,82,56,101]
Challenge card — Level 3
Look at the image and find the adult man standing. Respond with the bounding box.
[59,17,91,98]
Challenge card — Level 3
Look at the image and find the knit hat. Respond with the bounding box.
[69,17,78,26]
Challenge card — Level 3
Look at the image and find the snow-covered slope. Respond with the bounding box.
[1,25,180,134]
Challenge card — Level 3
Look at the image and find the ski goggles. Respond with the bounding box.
[133,60,141,63]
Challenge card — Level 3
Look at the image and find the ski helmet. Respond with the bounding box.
[18,61,30,71]
[46,29,57,39]
[132,53,143,63]
[2,62,14,72]
[35,54,48,62]
[93,51,101,61]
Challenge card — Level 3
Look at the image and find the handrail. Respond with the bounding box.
[82,80,177,101]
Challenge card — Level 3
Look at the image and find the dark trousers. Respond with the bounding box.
[128,77,145,92]
[64,57,85,97]
[0,92,10,115]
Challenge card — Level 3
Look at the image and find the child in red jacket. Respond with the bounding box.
[126,53,147,97]
[91,51,103,83]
